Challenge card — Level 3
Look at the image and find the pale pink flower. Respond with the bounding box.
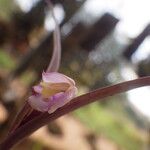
[27,4,78,114]
[28,72,77,114]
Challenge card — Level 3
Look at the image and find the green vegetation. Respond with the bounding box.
[0,0,17,21]
[74,101,144,150]
[32,142,43,150]
[0,50,16,69]
[20,71,37,86]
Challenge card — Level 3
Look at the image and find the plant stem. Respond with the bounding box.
[0,76,150,149]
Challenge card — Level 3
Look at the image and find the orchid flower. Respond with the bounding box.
[28,72,77,113]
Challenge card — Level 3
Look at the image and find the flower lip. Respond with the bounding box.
[40,72,75,99]
[40,82,70,98]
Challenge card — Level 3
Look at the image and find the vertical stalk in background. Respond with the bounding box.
[46,1,61,72]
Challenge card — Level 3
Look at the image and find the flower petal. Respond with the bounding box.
[33,85,42,94]
[48,86,77,114]
[42,72,75,85]
[28,95,49,112]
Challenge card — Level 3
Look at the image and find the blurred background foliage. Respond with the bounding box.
[0,0,150,150]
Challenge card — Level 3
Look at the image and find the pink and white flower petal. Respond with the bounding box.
[42,72,75,85]
[28,95,50,112]
[48,86,77,114]
[33,85,42,94]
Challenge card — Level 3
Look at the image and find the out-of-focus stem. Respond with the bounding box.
[8,102,33,134]
[46,1,61,72]
[0,76,150,150]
